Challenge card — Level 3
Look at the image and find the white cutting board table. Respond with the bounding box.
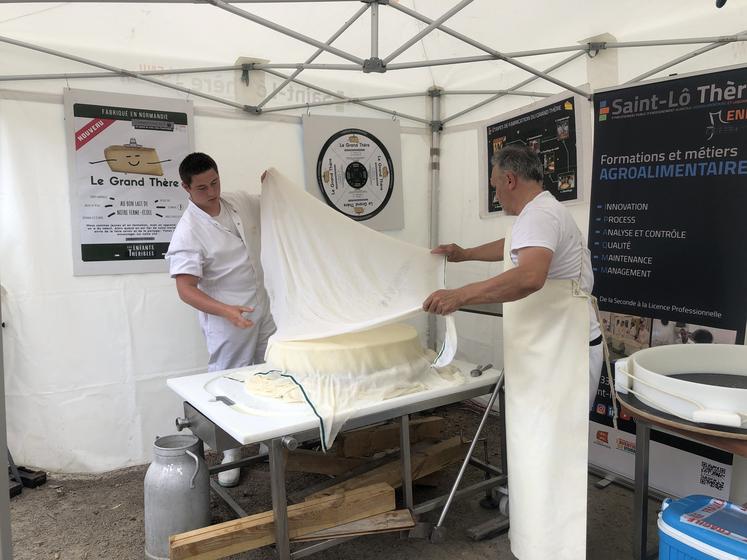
[167,360,501,446]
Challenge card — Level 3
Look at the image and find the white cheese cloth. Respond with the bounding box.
[260,168,456,359]
[251,169,461,447]
[245,351,462,450]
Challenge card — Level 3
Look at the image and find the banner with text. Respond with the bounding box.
[64,88,194,275]
[588,65,747,498]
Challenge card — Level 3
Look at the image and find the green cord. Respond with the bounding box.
[253,370,329,451]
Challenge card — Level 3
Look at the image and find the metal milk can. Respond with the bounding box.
[144,434,210,560]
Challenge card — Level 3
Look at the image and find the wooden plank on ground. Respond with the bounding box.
[413,471,442,487]
[285,449,368,476]
[306,436,467,501]
[293,509,415,542]
[337,416,445,457]
[169,482,394,560]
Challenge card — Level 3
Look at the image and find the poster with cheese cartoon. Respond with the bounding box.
[64,88,194,275]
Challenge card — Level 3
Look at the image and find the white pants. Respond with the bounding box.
[207,311,276,373]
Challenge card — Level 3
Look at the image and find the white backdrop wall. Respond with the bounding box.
[0,82,431,471]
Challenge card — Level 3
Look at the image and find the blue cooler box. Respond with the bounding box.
[659,495,747,560]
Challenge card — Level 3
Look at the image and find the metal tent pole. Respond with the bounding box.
[0,35,249,110]
[626,30,747,83]
[389,2,589,99]
[504,45,587,58]
[442,50,585,124]
[0,65,242,82]
[260,67,431,125]
[442,89,551,97]
[387,45,588,69]
[0,47,591,84]
[207,0,364,66]
[388,55,496,70]
[0,299,12,560]
[605,34,747,49]
[427,86,443,351]
[256,2,369,109]
[384,51,583,71]
[253,63,360,70]
[370,1,379,60]
[382,0,474,65]
[1,0,360,2]
[261,91,426,113]
[470,33,747,60]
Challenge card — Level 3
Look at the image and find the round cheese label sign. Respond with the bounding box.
[315,128,394,220]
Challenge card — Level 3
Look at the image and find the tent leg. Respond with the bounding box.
[0,303,11,559]
[427,86,443,351]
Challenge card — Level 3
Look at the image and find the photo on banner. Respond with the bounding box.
[478,91,591,217]
[587,63,747,499]
[64,88,194,276]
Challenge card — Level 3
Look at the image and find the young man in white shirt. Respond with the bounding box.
[166,152,275,486]
[423,144,603,409]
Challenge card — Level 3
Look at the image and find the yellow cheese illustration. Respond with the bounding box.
[104,138,164,176]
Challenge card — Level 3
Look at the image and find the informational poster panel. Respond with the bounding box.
[588,65,747,498]
[302,115,404,231]
[479,92,590,217]
[64,89,194,275]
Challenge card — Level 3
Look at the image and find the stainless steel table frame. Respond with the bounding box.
[178,373,507,559]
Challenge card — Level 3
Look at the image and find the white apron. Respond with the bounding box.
[502,230,590,560]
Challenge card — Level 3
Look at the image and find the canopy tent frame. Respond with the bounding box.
[0,0,745,126]
[2,34,745,125]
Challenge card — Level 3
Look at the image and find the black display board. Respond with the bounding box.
[587,68,746,496]
[590,66,747,347]
[484,96,580,214]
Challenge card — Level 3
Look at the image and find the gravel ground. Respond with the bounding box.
[9,405,659,559]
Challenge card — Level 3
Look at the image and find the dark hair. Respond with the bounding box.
[490,144,543,183]
[179,152,218,185]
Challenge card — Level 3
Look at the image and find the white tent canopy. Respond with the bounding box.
[1,0,746,473]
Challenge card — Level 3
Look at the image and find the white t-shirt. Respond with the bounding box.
[510,191,601,340]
